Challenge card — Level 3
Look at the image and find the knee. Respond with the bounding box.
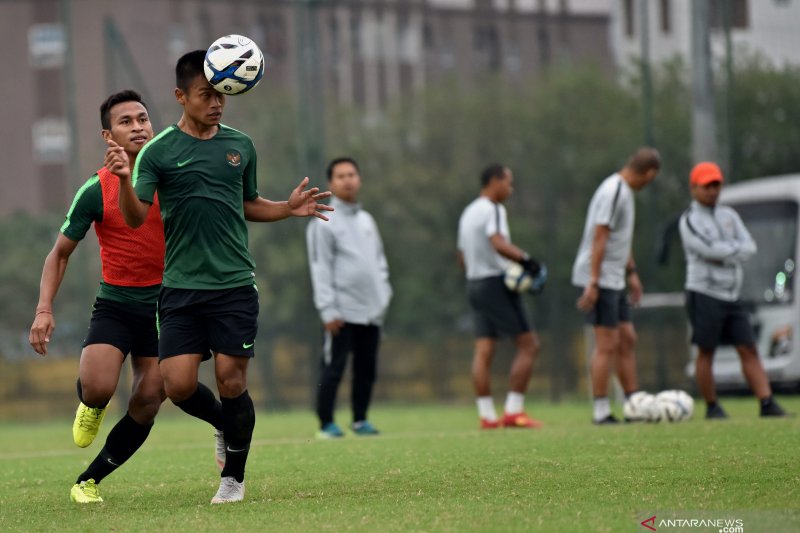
[216,375,245,398]
[128,390,163,423]
[80,380,115,408]
[163,378,197,403]
[738,346,760,362]
[528,335,541,355]
[620,331,637,351]
[322,362,346,381]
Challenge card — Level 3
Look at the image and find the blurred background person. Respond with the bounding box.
[306,157,392,438]
[679,162,787,419]
[457,164,543,429]
[572,148,660,424]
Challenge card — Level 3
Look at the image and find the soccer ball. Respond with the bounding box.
[503,263,547,294]
[204,34,265,95]
[654,390,694,422]
[623,391,659,422]
[504,263,532,293]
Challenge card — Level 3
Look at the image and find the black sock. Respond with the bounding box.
[220,390,255,483]
[76,413,152,484]
[760,396,774,408]
[707,400,719,409]
[174,383,223,430]
[76,378,108,409]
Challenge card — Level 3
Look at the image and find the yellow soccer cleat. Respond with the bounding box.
[70,479,103,503]
[72,402,106,448]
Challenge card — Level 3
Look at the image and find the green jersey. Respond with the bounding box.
[132,124,259,289]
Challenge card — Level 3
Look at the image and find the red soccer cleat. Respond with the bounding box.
[501,412,543,429]
[480,418,502,429]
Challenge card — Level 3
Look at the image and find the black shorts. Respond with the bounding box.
[83,298,159,357]
[467,276,532,339]
[686,291,755,350]
[579,287,631,328]
[158,284,259,360]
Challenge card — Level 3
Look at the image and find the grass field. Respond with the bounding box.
[1,398,798,532]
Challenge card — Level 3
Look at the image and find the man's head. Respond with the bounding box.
[480,164,513,202]
[623,147,661,191]
[99,90,153,155]
[689,161,724,207]
[175,50,225,127]
[327,157,361,203]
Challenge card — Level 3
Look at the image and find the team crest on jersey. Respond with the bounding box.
[226,151,242,167]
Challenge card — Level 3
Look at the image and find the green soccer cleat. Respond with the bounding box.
[72,402,106,448]
[70,479,103,503]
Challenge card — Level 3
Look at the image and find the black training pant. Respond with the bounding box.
[316,323,380,427]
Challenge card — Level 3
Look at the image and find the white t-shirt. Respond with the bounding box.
[457,196,511,280]
[571,173,635,290]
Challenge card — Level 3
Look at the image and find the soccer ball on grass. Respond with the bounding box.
[623,391,660,422]
[654,390,694,422]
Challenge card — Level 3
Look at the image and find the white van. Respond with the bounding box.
[686,174,800,389]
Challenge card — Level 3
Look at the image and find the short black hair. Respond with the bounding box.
[627,147,661,174]
[176,50,208,92]
[326,157,360,181]
[480,164,507,188]
[99,90,147,130]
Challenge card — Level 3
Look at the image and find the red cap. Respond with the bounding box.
[690,162,724,186]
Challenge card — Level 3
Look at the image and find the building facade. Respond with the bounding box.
[2,0,612,215]
[610,0,800,70]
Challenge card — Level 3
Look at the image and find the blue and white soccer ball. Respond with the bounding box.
[654,390,694,422]
[204,34,265,95]
[504,262,547,294]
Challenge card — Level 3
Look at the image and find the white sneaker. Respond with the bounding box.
[214,430,226,471]
[210,476,245,504]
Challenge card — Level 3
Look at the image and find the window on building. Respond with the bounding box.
[623,0,635,37]
[473,23,500,71]
[710,0,749,29]
[659,0,671,33]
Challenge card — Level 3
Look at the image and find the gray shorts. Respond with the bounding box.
[578,287,631,328]
[467,276,532,339]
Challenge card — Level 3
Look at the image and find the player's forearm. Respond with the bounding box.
[489,235,527,263]
[244,198,291,222]
[36,251,69,312]
[589,230,609,284]
[118,178,148,228]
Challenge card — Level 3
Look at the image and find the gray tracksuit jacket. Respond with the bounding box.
[306,196,392,325]
[678,200,757,302]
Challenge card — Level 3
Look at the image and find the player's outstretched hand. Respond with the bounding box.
[29,312,55,356]
[104,139,131,180]
[288,177,334,220]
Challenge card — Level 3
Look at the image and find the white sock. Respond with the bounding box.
[476,397,497,421]
[593,397,611,422]
[504,391,525,414]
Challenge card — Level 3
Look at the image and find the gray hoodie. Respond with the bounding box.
[678,200,757,302]
[306,196,392,325]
